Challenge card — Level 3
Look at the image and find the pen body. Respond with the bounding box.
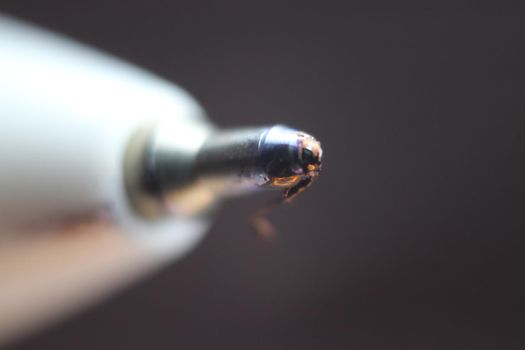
[0,15,210,343]
[0,15,206,230]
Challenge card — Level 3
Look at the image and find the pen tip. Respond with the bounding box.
[297,131,323,174]
[260,126,322,199]
[251,126,323,237]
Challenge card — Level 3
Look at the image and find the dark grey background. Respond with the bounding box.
[3,1,525,349]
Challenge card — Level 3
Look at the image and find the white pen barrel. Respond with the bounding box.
[0,15,206,227]
[0,15,210,344]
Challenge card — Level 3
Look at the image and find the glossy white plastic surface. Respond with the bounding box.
[0,14,211,257]
[0,15,212,343]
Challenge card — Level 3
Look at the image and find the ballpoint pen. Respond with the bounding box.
[0,14,322,344]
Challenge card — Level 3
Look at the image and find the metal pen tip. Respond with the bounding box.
[258,126,322,199]
[125,124,322,219]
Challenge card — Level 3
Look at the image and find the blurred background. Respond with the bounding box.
[2,1,525,349]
